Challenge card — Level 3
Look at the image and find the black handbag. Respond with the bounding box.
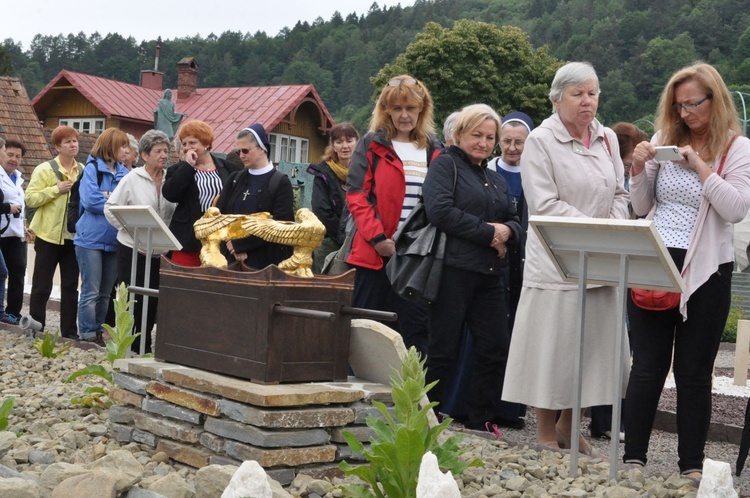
[386,157,457,303]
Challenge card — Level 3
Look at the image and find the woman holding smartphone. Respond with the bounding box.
[624,62,750,478]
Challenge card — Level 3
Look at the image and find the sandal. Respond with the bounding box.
[556,428,606,459]
[538,440,561,450]
[485,422,503,439]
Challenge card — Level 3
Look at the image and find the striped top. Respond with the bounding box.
[194,168,223,213]
[392,141,428,228]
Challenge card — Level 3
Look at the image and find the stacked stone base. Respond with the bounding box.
[110,358,392,485]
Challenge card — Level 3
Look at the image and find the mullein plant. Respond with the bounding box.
[66,283,140,408]
[339,346,483,498]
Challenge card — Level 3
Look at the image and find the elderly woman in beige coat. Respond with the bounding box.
[502,62,630,455]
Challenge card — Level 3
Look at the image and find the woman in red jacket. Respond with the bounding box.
[345,75,442,357]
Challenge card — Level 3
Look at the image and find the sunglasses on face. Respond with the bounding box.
[236,147,257,155]
[388,77,418,87]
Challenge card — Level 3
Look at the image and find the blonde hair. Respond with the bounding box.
[453,104,502,148]
[369,75,435,148]
[654,62,741,162]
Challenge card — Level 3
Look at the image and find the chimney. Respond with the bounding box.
[177,57,199,99]
[140,45,164,90]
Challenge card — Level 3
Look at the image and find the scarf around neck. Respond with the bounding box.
[326,160,348,183]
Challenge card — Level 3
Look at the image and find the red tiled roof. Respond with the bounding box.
[32,70,335,152]
[0,76,52,181]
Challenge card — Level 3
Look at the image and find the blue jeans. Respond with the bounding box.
[76,246,118,339]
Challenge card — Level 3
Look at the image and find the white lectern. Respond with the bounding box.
[107,205,182,356]
[529,215,685,479]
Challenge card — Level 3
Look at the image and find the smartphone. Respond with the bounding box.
[654,146,684,162]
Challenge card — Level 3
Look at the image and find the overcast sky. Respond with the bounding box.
[8,0,416,50]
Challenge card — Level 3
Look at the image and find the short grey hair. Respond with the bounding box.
[442,111,460,144]
[127,133,139,157]
[139,129,170,156]
[549,62,600,108]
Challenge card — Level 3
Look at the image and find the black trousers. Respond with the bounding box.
[29,238,79,338]
[426,265,511,427]
[0,237,26,317]
[351,264,429,358]
[116,242,161,353]
[624,254,732,473]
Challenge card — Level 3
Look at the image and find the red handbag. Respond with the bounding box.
[630,288,680,311]
[631,135,739,312]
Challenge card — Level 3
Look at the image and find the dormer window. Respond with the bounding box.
[59,118,105,135]
[268,133,309,163]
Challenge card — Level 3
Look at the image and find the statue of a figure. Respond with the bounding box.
[154,89,186,140]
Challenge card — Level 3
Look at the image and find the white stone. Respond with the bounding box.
[416,451,460,498]
[221,460,272,498]
[697,458,738,498]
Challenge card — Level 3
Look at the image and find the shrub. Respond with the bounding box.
[0,398,14,431]
[339,346,482,498]
[33,330,73,358]
[66,283,139,407]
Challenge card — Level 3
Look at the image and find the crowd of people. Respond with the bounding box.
[0,59,748,478]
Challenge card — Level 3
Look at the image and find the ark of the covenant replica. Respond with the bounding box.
[155,208,393,384]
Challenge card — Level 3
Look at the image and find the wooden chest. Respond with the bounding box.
[155,258,355,384]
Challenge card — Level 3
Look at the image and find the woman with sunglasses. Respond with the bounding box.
[345,75,442,357]
[162,120,241,266]
[624,63,750,478]
[215,124,294,268]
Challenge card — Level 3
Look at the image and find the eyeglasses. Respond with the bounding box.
[388,77,418,87]
[672,96,711,114]
[235,147,257,155]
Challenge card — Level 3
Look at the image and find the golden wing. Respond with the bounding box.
[240,208,325,247]
[193,207,247,239]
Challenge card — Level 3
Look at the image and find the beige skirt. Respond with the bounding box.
[502,286,630,409]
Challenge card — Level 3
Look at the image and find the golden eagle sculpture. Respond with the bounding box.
[193,207,326,277]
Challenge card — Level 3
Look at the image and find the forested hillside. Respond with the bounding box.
[2,0,749,132]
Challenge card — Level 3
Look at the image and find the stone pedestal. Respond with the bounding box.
[111,358,392,484]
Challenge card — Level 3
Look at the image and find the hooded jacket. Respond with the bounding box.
[73,155,128,252]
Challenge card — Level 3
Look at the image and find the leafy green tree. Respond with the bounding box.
[636,33,698,105]
[0,46,13,76]
[373,20,562,128]
[598,69,640,125]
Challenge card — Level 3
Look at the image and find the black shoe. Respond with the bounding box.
[81,333,105,347]
[492,417,526,430]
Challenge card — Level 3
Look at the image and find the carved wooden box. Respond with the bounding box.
[155,258,355,384]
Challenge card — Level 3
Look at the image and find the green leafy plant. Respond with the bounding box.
[33,330,73,358]
[0,397,15,431]
[723,295,747,343]
[103,282,140,363]
[66,283,139,407]
[339,347,483,498]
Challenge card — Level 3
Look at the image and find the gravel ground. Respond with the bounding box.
[8,302,750,495]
